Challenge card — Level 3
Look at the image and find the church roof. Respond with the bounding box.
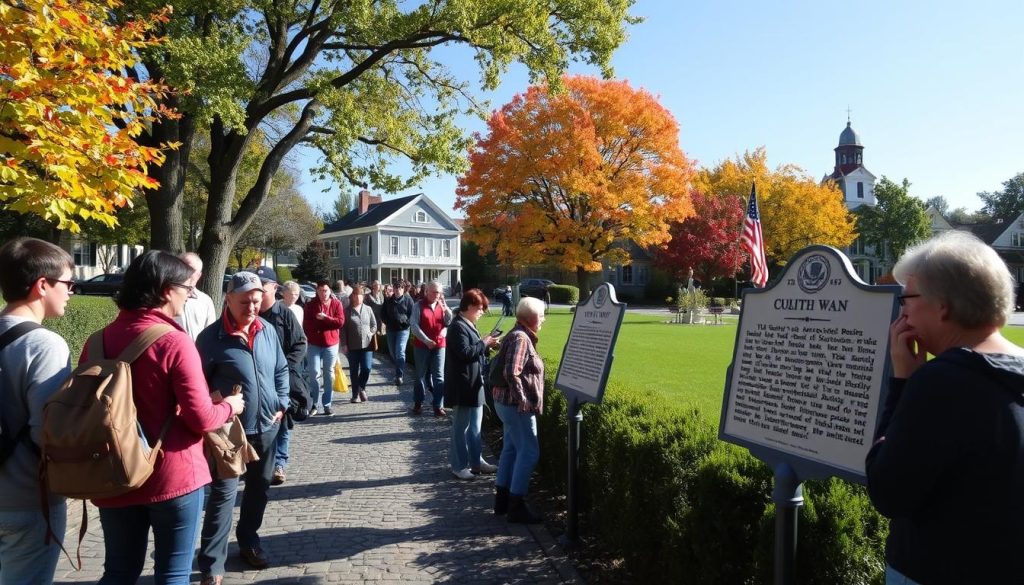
[838,121,861,146]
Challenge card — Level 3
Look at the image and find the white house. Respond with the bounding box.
[318,191,462,287]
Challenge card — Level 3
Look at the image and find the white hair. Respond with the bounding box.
[516,297,545,322]
[282,280,300,293]
[893,230,1016,328]
[180,252,202,273]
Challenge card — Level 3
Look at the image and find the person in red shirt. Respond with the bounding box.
[84,250,243,584]
[303,279,344,416]
[410,281,453,416]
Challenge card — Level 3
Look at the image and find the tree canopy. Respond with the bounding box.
[0,0,177,232]
[455,75,694,294]
[654,189,746,284]
[696,148,856,264]
[855,177,930,262]
[119,0,638,299]
[977,172,1024,221]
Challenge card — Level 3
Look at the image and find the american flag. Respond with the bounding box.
[741,183,768,287]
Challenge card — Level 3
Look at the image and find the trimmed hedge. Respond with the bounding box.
[548,284,579,304]
[43,295,119,361]
[532,366,888,584]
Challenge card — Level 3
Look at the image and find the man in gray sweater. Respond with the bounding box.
[0,237,75,584]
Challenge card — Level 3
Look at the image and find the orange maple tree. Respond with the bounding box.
[0,0,177,232]
[455,75,695,294]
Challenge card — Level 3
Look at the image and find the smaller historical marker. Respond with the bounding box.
[555,282,626,405]
[721,246,900,483]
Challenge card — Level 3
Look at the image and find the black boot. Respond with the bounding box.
[507,494,543,524]
[494,486,510,515]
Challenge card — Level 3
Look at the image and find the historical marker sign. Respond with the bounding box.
[720,246,901,484]
[555,282,626,405]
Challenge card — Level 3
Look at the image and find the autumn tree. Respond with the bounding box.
[855,177,930,262]
[456,76,694,295]
[118,0,637,302]
[654,189,746,285]
[696,148,856,264]
[0,0,177,232]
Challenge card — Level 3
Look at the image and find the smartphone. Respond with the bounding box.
[490,315,506,337]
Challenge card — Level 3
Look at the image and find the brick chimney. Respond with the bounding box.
[357,190,382,214]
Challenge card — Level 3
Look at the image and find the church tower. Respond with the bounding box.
[824,119,876,209]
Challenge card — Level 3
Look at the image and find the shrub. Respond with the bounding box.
[548,284,579,304]
[43,295,119,362]
[277,265,294,283]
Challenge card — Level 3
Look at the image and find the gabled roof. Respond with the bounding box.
[321,194,419,233]
[958,221,1009,245]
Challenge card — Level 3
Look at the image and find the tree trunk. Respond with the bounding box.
[576,266,592,301]
[145,113,195,253]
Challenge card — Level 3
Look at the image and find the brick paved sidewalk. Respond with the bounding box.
[54,356,577,584]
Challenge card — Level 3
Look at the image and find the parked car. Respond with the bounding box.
[74,273,124,296]
[518,278,555,298]
[299,284,316,300]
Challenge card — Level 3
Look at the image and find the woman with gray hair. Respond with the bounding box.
[866,231,1024,585]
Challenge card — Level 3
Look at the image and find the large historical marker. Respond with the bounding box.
[720,245,900,584]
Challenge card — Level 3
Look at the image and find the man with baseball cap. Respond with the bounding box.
[196,271,289,580]
[254,266,309,486]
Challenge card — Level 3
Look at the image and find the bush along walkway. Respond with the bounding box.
[54,354,579,584]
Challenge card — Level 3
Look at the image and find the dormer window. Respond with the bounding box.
[413,210,428,223]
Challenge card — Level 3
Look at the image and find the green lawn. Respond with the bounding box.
[480,309,1024,422]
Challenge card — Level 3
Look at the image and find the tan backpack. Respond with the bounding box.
[42,324,175,500]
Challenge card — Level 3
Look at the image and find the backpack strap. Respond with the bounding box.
[0,321,43,352]
[116,324,176,363]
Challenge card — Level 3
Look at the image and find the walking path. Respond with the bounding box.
[54,357,578,584]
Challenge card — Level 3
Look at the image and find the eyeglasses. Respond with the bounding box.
[169,283,197,299]
[897,294,922,306]
[45,278,76,293]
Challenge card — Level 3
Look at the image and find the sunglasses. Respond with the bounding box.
[45,278,76,293]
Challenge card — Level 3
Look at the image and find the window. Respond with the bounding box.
[390,236,399,255]
[357,267,365,282]
[849,237,865,256]
[349,239,356,256]
[1012,232,1024,247]
[857,153,862,164]
[638,266,649,285]
[326,241,339,258]
[841,154,847,164]
[410,238,419,256]
[622,265,633,284]
[857,182,864,199]
[426,239,435,258]
[73,242,96,267]
[442,240,451,258]
[355,238,362,257]
[367,235,373,256]
[413,210,428,223]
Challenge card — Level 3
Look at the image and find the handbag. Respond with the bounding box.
[370,334,380,352]
[333,361,349,393]
[204,385,259,480]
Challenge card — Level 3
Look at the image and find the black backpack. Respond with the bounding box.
[0,321,44,466]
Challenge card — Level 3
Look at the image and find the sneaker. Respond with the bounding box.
[433,407,447,417]
[322,406,333,416]
[271,465,286,486]
[239,545,270,569]
[472,461,498,474]
[309,406,317,417]
[395,375,404,386]
[200,575,223,585]
[359,390,368,402]
[411,403,422,415]
[452,468,476,480]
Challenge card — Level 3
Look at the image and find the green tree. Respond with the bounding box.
[292,241,330,283]
[977,172,1024,220]
[948,207,989,225]
[123,0,639,303]
[855,177,930,262]
[233,172,322,269]
[322,191,355,224]
[924,195,949,216]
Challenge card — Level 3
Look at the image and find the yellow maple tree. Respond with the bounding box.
[455,76,695,292]
[696,148,856,264]
[0,0,177,232]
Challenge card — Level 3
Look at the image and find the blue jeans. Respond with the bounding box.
[96,489,204,585]
[386,329,410,380]
[0,502,66,585]
[494,402,539,496]
[199,425,279,576]
[885,564,922,585]
[306,343,339,408]
[347,349,374,394]
[275,424,290,469]
[449,405,483,471]
[413,346,445,408]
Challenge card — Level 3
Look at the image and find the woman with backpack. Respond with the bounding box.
[85,251,244,584]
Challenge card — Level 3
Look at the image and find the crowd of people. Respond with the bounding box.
[0,236,548,585]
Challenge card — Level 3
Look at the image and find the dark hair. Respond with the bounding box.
[0,237,75,303]
[459,288,489,312]
[316,279,331,288]
[116,250,193,310]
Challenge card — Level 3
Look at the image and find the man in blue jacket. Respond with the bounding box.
[196,271,289,581]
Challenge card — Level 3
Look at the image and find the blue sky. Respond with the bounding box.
[296,0,1024,218]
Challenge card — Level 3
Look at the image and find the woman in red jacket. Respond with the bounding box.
[83,251,243,585]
